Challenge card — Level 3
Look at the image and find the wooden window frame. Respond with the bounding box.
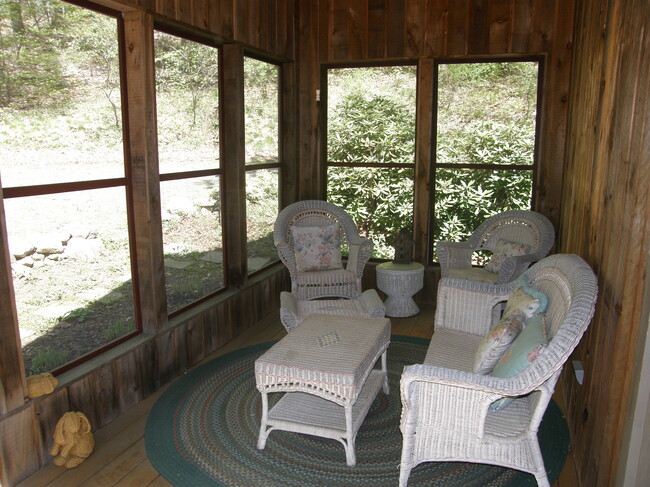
[428,56,544,264]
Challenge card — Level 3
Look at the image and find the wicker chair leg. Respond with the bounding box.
[533,471,550,487]
[398,465,413,487]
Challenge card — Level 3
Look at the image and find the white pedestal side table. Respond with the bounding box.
[376,262,424,317]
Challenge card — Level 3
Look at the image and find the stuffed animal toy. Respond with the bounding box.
[50,412,95,468]
[26,373,58,398]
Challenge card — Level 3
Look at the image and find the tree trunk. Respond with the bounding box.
[9,1,24,34]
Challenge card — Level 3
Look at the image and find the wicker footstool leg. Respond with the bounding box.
[343,405,356,466]
[381,352,389,394]
[257,392,271,450]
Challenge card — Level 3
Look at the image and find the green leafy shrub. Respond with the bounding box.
[435,120,533,245]
[327,94,415,258]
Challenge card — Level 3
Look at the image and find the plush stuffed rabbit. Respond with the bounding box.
[50,411,94,468]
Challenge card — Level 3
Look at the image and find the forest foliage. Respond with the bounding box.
[326,63,537,258]
[2,0,537,260]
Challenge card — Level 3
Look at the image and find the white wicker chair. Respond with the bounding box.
[274,200,373,300]
[399,254,598,486]
[437,210,556,285]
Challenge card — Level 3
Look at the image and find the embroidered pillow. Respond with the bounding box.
[473,275,548,374]
[484,238,531,274]
[473,315,524,374]
[489,314,548,411]
[503,275,548,321]
[291,223,343,272]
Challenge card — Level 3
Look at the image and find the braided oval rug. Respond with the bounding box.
[145,335,568,487]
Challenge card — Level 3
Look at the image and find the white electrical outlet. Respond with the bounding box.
[573,360,584,385]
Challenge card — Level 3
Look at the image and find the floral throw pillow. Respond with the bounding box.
[489,313,548,411]
[473,275,548,374]
[484,238,531,274]
[291,223,343,272]
[473,315,524,374]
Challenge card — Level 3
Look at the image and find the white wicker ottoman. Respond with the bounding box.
[279,289,386,332]
[255,313,391,466]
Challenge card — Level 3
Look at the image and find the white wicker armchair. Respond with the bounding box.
[399,254,598,486]
[437,210,555,285]
[274,200,373,300]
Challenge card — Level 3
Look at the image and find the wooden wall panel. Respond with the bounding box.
[191,0,208,31]
[511,0,532,52]
[385,0,406,57]
[487,0,510,53]
[0,269,288,486]
[445,0,469,55]
[367,0,387,58]
[0,409,40,486]
[405,0,425,57]
[33,389,70,465]
[560,0,650,485]
[468,0,489,54]
[128,0,293,59]
[423,1,447,55]
[316,0,571,60]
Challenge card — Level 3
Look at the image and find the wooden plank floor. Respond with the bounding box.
[18,304,579,487]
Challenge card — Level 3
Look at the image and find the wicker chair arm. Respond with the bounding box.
[436,241,474,275]
[279,292,299,331]
[359,289,386,318]
[401,364,539,398]
[275,241,298,276]
[399,364,550,435]
[400,365,520,437]
[495,253,538,284]
[346,238,373,276]
[434,278,512,335]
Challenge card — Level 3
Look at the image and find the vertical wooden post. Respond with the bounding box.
[221,43,248,286]
[0,177,27,414]
[414,58,434,265]
[280,61,297,206]
[122,11,168,333]
[296,0,322,200]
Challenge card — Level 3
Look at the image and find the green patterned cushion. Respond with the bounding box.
[473,275,547,375]
[489,313,548,411]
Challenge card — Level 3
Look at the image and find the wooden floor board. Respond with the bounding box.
[80,440,149,486]
[17,304,579,487]
[113,458,161,487]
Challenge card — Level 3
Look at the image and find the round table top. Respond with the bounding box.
[377,262,424,272]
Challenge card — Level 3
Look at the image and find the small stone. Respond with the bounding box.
[65,237,104,259]
[200,250,223,264]
[34,234,65,255]
[8,236,35,259]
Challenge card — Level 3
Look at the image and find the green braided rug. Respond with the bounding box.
[145,335,569,486]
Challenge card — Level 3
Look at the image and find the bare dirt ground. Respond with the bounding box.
[3,151,229,373]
